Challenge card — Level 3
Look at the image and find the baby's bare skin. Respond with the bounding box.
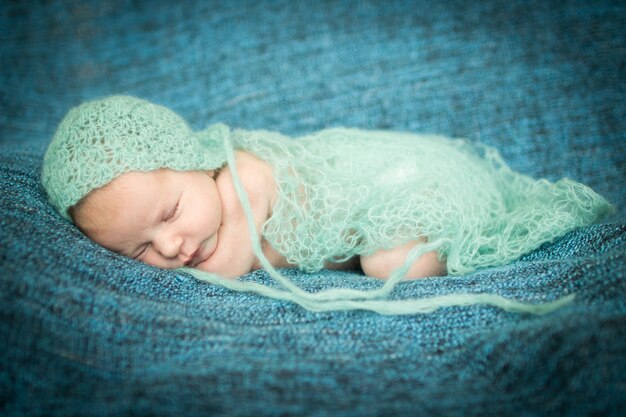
[72,151,446,280]
[176,151,363,276]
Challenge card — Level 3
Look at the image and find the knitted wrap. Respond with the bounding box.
[230,128,614,275]
[41,95,227,219]
[41,95,614,315]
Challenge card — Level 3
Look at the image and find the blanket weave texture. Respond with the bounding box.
[1,0,625,416]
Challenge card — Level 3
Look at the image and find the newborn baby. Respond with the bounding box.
[41,95,612,314]
[68,150,445,280]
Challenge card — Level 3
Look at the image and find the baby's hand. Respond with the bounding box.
[194,222,255,278]
[194,151,276,278]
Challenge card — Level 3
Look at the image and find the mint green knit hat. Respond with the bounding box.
[42,95,228,220]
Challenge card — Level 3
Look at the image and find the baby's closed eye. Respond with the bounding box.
[164,199,180,222]
[134,244,150,260]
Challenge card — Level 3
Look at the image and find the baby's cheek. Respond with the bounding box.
[136,252,155,266]
[140,252,172,269]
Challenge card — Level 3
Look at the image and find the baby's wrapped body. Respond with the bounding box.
[230,127,613,276]
[42,96,614,314]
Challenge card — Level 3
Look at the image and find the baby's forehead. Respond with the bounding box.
[91,168,209,206]
[87,169,167,202]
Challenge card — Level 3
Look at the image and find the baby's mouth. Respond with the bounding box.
[187,235,217,268]
[185,248,200,267]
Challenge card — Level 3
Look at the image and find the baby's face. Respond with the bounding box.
[73,169,222,269]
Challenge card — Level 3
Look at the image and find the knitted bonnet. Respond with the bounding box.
[41,95,227,219]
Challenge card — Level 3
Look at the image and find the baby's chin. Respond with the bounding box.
[192,258,234,278]
[192,260,213,273]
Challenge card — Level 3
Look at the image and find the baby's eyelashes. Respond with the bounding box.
[164,200,180,222]
[134,244,149,260]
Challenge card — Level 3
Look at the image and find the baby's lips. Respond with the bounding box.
[184,248,200,266]
[191,234,218,267]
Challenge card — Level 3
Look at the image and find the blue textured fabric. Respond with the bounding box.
[1,1,625,416]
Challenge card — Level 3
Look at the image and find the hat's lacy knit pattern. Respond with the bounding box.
[231,128,613,276]
[41,96,226,219]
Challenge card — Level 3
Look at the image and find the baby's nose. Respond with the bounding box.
[155,235,184,259]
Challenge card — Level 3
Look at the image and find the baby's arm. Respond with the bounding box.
[194,151,276,278]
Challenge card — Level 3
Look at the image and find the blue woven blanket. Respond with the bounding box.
[1,1,625,415]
